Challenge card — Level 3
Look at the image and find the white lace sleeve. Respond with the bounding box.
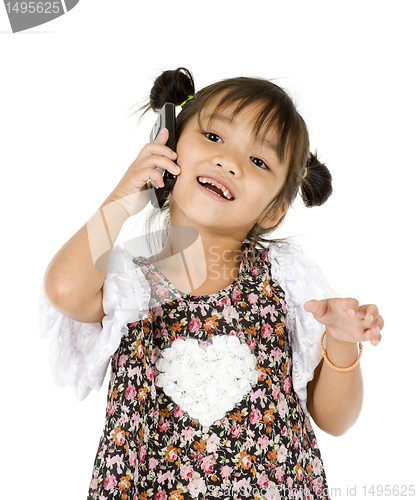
[38,245,151,401]
[268,242,338,416]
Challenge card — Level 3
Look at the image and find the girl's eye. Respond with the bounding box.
[251,157,269,170]
[205,132,223,143]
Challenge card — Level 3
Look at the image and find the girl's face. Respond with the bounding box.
[169,99,288,241]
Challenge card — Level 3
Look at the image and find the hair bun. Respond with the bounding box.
[150,67,195,111]
[301,152,333,207]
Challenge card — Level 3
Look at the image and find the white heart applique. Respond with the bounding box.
[155,335,259,427]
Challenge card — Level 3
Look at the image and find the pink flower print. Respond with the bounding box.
[248,292,258,305]
[156,284,170,300]
[275,466,284,483]
[108,401,117,416]
[125,384,137,401]
[174,406,185,419]
[247,338,255,351]
[232,478,251,496]
[106,454,124,475]
[282,301,287,314]
[201,455,216,474]
[139,445,146,464]
[207,433,221,453]
[257,474,269,489]
[249,265,259,275]
[257,434,269,450]
[271,347,282,362]
[277,444,287,463]
[103,474,117,492]
[189,317,202,333]
[158,420,169,433]
[129,451,138,468]
[277,399,288,418]
[181,426,195,441]
[312,457,322,475]
[188,477,207,498]
[249,408,262,425]
[180,464,194,480]
[151,346,161,363]
[146,365,158,381]
[232,286,242,303]
[260,323,273,339]
[132,411,141,427]
[222,304,238,323]
[272,385,280,400]
[230,424,241,438]
[250,388,267,408]
[217,296,229,306]
[149,457,158,471]
[283,377,292,396]
[155,490,167,500]
[118,354,129,367]
[127,365,141,380]
[312,478,324,495]
[221,465,233,479]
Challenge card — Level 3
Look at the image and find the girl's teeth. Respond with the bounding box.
[197,177,233,200]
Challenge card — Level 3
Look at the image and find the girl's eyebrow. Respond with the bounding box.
[201,113,279,155]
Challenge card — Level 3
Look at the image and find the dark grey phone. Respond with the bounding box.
[149,102,177,209]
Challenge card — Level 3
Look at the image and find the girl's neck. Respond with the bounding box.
[149,227,243,296]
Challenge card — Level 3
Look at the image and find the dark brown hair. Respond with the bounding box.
[130,67,332,253]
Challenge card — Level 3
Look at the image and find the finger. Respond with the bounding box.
[341,297,360,318]
[156,127,169,145]
[356,304,380,327]
[364,304,379,325]
[141,155,181,176]
[304,299,328,318]
[364,315,384,345]
[137,141,178,162]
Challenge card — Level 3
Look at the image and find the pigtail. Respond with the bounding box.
[135,67,195,120]
[300,152,333,207]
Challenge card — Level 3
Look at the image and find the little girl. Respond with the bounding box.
[39,68,384,500]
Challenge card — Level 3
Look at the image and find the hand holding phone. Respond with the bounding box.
[104,111,178,218]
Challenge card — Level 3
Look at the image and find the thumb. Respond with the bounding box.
[156,127,169,145]
[304,299,328,318]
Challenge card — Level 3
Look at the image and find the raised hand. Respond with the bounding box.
[107,128,181,217]
[304,298,383,346]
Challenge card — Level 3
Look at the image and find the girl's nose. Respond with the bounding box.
[212,152,241,174]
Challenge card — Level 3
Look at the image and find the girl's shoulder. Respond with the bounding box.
[266,241,337,300]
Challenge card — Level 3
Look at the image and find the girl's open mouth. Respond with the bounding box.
[196,177,235,201]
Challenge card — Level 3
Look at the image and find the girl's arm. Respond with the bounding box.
[305,298,383,436]
[43,128,179,324]
[43,199,131,324]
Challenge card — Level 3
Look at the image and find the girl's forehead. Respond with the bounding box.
[198,97,281,149]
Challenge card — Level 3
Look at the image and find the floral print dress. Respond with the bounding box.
[88,242,330,500]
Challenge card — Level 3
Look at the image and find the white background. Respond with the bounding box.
[1,1,416,498]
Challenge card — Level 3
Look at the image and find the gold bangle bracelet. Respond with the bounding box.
[320,331,363,372]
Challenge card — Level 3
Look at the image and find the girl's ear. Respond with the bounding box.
[257,202,288,229]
